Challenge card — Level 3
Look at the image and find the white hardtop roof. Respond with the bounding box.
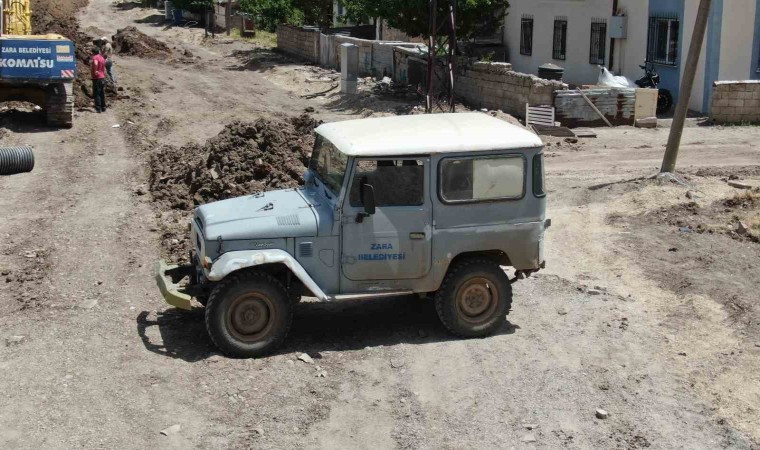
[315,112,543,157]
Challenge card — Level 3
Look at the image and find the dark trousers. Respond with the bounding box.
[92,79,106,111]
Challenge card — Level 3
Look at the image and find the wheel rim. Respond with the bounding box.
[455,277,499,325]
[225,292,276,343]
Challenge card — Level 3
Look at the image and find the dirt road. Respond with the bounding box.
[0,0,758,448]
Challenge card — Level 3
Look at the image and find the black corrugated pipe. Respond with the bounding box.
[0,146,35,175]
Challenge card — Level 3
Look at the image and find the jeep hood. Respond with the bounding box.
[196,189,317,240]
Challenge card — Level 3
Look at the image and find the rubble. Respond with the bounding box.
[149,114,319,210]
[113,26,171,58]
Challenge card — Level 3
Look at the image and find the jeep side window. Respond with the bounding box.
[440,155,525,202]
[349,159,424,207]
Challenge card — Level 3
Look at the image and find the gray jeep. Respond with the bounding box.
[156,112,549,358]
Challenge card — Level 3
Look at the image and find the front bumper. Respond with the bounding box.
[155,260,194,310]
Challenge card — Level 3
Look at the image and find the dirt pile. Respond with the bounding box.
[30,0,93,107]
[113,26,171,58]
[150,114,320,210]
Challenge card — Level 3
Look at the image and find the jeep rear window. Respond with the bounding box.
[439,155,525,202]
[309,135,348,195]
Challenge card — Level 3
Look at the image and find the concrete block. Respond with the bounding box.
[729,83,746,92]
[745,99,760,108]
[729,99,744,107]
[713,98,729,107]
[340,79,358,94]
[341,43,359,82]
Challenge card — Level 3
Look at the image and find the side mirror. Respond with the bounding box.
[356,182,376,223]
[361,183,376,215]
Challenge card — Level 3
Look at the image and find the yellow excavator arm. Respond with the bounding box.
[1,0,32,35]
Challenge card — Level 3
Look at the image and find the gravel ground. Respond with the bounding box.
[0,0,758,448]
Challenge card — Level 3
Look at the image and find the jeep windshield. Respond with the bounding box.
[309,135,348,197]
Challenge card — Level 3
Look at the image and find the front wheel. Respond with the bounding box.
[657,89,673,115]
[435,259,512,337]
[205,271,293,358]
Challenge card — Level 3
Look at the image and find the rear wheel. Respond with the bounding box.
[657,89,673,115]
[205,271,293,358]
[435,258,512,337]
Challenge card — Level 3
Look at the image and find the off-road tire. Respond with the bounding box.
[435,258,512,337]
[45,82,74,129]
[657,89,673,115]
[205,271,293,358]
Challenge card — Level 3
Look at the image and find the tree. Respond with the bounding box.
[239,0,304,32]
[172,0,213,14]
[293,0,334,28]
[340,0,509,39]
[238,0,333,32]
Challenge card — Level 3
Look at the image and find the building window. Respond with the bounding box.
[520,15,534,56]
[553,17,568,61]
[589,19,607,65]
[647,15,680,66]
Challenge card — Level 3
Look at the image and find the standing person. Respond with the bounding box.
[90,46,107,113]
[100,36,116,88]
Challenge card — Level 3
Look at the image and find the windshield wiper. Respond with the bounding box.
[322,186,333,199]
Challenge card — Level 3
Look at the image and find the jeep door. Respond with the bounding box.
[341,158,432,281]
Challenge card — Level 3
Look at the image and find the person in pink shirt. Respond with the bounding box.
[90,47,107,113]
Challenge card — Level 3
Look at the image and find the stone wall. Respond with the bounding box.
[276,25,320,63]
[455,62,567,117]
[711,81,760,123]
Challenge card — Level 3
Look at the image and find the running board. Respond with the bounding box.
[330,291,414,301]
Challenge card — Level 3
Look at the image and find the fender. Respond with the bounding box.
[206,249,329,301]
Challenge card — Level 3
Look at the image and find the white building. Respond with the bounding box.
[504,0,760,113]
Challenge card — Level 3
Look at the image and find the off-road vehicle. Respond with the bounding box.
[156,113,549,357]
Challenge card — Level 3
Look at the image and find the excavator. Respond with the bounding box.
[0,0,76,127]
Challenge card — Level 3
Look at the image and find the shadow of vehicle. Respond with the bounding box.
[137,295,519,362]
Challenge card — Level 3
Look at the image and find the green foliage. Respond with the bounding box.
[238,0,332,32]
[293,0,334,28]
[341,0,510,39]
[172,0,213,14]
[239,0,303,32]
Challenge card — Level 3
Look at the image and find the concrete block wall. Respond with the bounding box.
[455,62,567,117]
[711,81,760,123]
[276,25,320,63]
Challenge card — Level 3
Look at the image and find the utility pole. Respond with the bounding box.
[225,0,231,36]
[425,0,457,113]
[661,0,712,173]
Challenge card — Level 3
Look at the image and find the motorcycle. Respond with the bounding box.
[636,63,673,115]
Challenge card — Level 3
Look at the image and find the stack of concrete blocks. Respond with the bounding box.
[711,81,760,123]
[455,62,567,117]
[341,43,359,95]
[554,88,637,127]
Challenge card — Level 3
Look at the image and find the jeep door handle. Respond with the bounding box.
[409,232,425,240]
